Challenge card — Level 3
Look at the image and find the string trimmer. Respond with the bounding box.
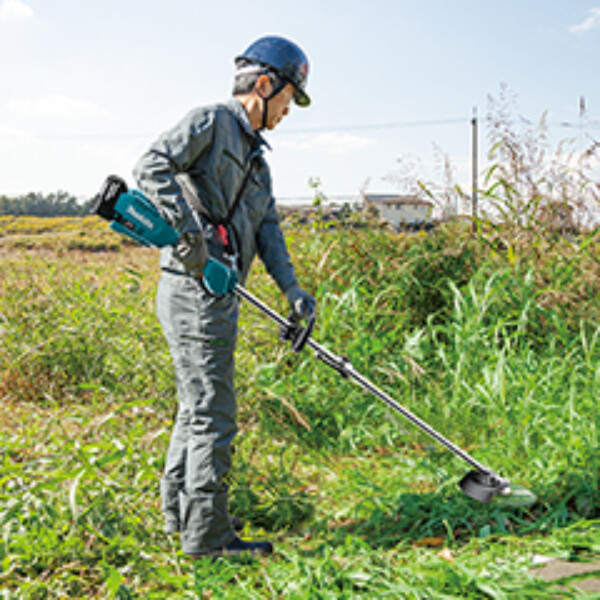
[91,175,536,508]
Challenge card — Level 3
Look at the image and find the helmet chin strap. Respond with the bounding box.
[261,95,270,130]
[259,79,287,130]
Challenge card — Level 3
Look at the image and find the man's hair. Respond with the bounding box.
[233,60,284,96]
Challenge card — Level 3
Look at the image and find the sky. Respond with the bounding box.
[1,0,599,203]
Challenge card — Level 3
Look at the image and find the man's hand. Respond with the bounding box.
[173,232,208,276]
[202,258,239,297]
[285,283,316,320]
[174,232,237,296]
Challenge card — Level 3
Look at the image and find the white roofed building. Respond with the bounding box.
[363,194,434,230]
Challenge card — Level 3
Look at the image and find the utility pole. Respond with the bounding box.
[579,96,586,152]
[471,106,478,235]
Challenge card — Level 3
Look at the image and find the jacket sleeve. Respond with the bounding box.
[133,108,215,235]
[256,198,298,294]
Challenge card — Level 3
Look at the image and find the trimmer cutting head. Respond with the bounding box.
[460,469,510,503]
[459,470,537,508]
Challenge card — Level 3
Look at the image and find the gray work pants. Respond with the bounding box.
[156,270,238,554]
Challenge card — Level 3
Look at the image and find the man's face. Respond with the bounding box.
[264,83,295,130]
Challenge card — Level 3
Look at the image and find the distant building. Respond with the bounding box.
[363,194,434,229]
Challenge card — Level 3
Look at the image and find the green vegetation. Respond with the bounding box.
[0,191,93,217]
[1,100,599,598]
[0,215,131,252]
[1,215,599,598]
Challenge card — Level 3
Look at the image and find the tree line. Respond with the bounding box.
[0,191,94,217]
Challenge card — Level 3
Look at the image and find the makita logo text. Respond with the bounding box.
[126,205,154,230]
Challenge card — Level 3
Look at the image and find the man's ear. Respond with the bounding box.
[255,74,272,99]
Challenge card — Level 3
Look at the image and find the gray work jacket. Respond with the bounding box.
[133,98,297,292]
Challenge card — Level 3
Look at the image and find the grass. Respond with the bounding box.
[0,215,599,598]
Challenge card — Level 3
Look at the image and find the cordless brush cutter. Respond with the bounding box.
[91,175,536,508]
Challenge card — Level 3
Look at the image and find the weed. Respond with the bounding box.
[1,144,599,597]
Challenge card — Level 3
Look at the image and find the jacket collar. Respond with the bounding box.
[227,97,271,151]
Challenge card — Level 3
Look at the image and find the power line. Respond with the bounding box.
[0,119,468,141]
[278,117,468,135]
[6,132,155,141]
[3,117,600,142]
[554,120,600,129]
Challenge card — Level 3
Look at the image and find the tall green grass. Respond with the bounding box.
[1,219,599,596]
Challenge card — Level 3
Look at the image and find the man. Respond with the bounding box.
[133,35,315,558]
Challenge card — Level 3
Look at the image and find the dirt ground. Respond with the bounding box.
[532,559,600,594]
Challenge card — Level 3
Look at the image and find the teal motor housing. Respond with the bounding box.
[91,175,179,248]
[91,175,239,297]
[111,189,179,248]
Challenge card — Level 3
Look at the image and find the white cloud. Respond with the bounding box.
[0,136,142,196]
[280,132,375,155]
[6,94,110,121]
[0,123,31,139]
[0,0,33,22]
[568,7,600,34]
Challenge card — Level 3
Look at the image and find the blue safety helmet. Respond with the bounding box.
[235,35,311,107]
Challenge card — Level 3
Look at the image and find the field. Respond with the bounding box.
[1,214,599,599]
